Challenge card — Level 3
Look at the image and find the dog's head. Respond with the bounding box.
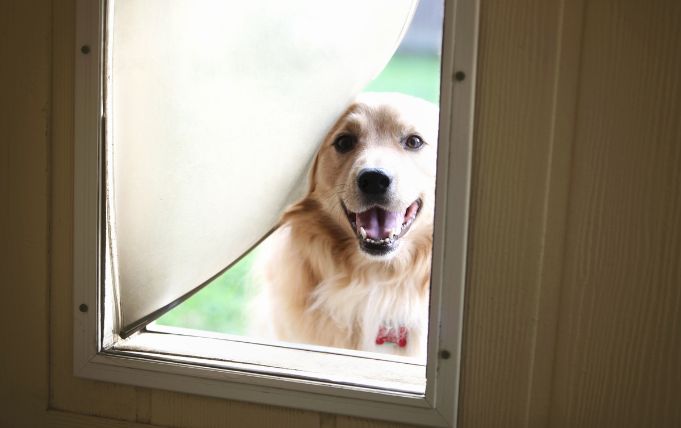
[307,92,438,260]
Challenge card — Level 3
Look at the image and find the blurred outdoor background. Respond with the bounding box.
[154,0,444,335]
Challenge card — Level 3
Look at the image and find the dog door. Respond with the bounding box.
[75,0,477,424]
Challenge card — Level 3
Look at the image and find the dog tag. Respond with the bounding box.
[376,326,408,347]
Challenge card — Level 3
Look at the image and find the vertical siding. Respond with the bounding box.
[459,0,564,426]
[0,0,51,426]
[550,0,681,426]
[147,391,319,428]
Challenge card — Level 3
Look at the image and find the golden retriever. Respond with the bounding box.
[254,92,438,358]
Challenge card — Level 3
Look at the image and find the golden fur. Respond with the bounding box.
[253,93,438,358]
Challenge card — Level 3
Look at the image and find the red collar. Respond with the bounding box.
[375,326,408,347]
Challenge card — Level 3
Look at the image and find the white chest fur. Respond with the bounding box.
[308,268,429,358]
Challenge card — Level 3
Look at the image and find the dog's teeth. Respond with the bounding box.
[359,227,367,239]
[392,226,401,238]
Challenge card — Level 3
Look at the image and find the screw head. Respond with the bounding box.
[80,45,91,54]
[439,349,451,359]
[79,304,88,313]
[454,71,466,82]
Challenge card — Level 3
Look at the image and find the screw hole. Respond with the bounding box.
[81,45,91,54]
[79,304,88,313]
[454,71,466,82]
[439,349,451,360]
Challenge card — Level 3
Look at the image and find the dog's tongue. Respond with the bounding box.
[356,207,404,240]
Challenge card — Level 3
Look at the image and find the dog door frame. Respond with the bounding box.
[73,0,478,426]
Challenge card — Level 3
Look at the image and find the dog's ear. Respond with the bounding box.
[306,103,359,195]
[306,148,321,194]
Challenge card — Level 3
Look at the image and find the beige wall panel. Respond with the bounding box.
[0,0,51,427]
[336,415,418,428]
[551,0,681,427]
[48,410,158,428]
[523,0,587,426]
[149,391,319,428]
[458,0,563,426]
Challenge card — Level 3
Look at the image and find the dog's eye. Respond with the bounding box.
[333,134,357,153]
[404,134,425,150]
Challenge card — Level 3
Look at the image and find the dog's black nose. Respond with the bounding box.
[357,169,392,195]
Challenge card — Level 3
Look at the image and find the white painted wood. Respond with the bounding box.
[73,0,105,371]
[147,323,424,365]
[73,0,479,426]
[115,330,426,394]
[83,352,447,426]
[426,0,480,424]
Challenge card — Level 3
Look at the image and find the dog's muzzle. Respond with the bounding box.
[342,199,421,256]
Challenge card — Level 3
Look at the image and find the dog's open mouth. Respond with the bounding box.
[343,199,421,256]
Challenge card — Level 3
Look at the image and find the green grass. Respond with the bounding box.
[155,250,259,334]
[364,54,441,103]
[154,54,441,335]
